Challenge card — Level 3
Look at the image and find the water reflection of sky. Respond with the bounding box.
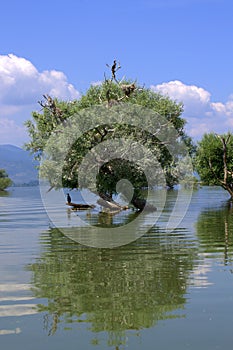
[1,186,233,349]
[0,283,38,337]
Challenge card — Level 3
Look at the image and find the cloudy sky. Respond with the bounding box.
[0,0,233,146]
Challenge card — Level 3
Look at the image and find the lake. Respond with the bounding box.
[0,186,233,349]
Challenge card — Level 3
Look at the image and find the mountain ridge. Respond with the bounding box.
[0,144,38,185]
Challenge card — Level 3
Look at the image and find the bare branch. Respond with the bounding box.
[216,135,228,184]
[120,83,136,98]
[226,133,231,144]
[38,94,63,120]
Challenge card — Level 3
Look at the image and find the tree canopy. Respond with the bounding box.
[0,169,12,191]
[25,62,194,209]
[195,132,233,197]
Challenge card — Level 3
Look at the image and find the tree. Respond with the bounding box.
[195,132,233,198]
[25,62,193,210]
[0,169,12,191]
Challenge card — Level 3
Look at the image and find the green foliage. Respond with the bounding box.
[0,169,12,190]
[25,98,79,159]
[96,159,147,198]
[195,133,233,186]
[25,78,193,199]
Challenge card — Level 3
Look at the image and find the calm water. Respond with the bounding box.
[0,186,233,349]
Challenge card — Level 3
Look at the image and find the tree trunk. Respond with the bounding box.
[98,192,156,212]
[224,184,233,199]
[215,135,233,199]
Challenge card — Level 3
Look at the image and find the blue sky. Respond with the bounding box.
[1,0,233,146]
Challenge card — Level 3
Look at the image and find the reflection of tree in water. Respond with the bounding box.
[28,225,196,347]
[0,190,10,197]
[196,201,233,265]
[88,209,140,227]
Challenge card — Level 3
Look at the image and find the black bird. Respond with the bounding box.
[67,193,71,203]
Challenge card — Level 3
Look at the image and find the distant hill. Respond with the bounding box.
[0,144,38,185]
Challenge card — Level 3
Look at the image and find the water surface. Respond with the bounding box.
[0,186,233,349]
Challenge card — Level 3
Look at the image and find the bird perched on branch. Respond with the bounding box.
[67,193,71,203]
[106,60,121,81]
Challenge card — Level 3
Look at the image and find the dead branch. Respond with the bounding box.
[38,94,63,120]
[104,61,144,106]
[106,82,137,106]
[120,83,137,98]
[216,134,229,185]
[208,155,228,189]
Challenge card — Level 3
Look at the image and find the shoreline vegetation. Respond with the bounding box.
[0,168,13,191]
[10,180,39,187]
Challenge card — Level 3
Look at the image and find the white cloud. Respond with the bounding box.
[0,118,28,145]
[151,80,233,139]
[0,54,80,105]
[0,54,80,146]
[1,54,233,146]
[151,80,211,116]
[0,104,22,116]
[91,81,103,86]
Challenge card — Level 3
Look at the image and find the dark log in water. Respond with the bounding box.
[66,202,95,210]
